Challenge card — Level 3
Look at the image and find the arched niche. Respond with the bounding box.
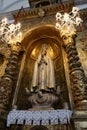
[17,25,69,109]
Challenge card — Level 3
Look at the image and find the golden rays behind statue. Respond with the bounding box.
[30,43,60,60]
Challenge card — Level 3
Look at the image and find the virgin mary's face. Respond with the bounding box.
[42,49,47,55]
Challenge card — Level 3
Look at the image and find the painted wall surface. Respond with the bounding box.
[0,0,30,14]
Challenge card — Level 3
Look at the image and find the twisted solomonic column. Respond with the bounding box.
[0,42,21,110]
[61,27,87,110]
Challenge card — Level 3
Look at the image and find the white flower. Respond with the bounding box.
[76,17,83,26]
[72,7,79,13]
[9,24,15,31]
[15,23,21,30]
[72,7,79,17]
[55,22,61,30]
[1,18,8,24]
[63,13,70,23]
[56,12,62,21]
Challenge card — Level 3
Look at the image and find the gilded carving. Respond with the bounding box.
[38,6,45,17]
[62,32,87,109]
[0,42,21,107]
[60,25,77,47]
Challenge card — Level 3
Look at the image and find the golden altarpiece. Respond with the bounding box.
[0,0,87,130]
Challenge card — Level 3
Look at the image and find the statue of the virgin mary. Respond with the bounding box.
[31,44,55,92]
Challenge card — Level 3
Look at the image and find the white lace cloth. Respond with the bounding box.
[7,109,72,127]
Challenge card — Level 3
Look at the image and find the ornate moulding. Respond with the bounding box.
[12,2,73,21]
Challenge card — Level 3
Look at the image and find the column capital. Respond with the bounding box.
[11,42,21,52]
[60,25,77,47]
